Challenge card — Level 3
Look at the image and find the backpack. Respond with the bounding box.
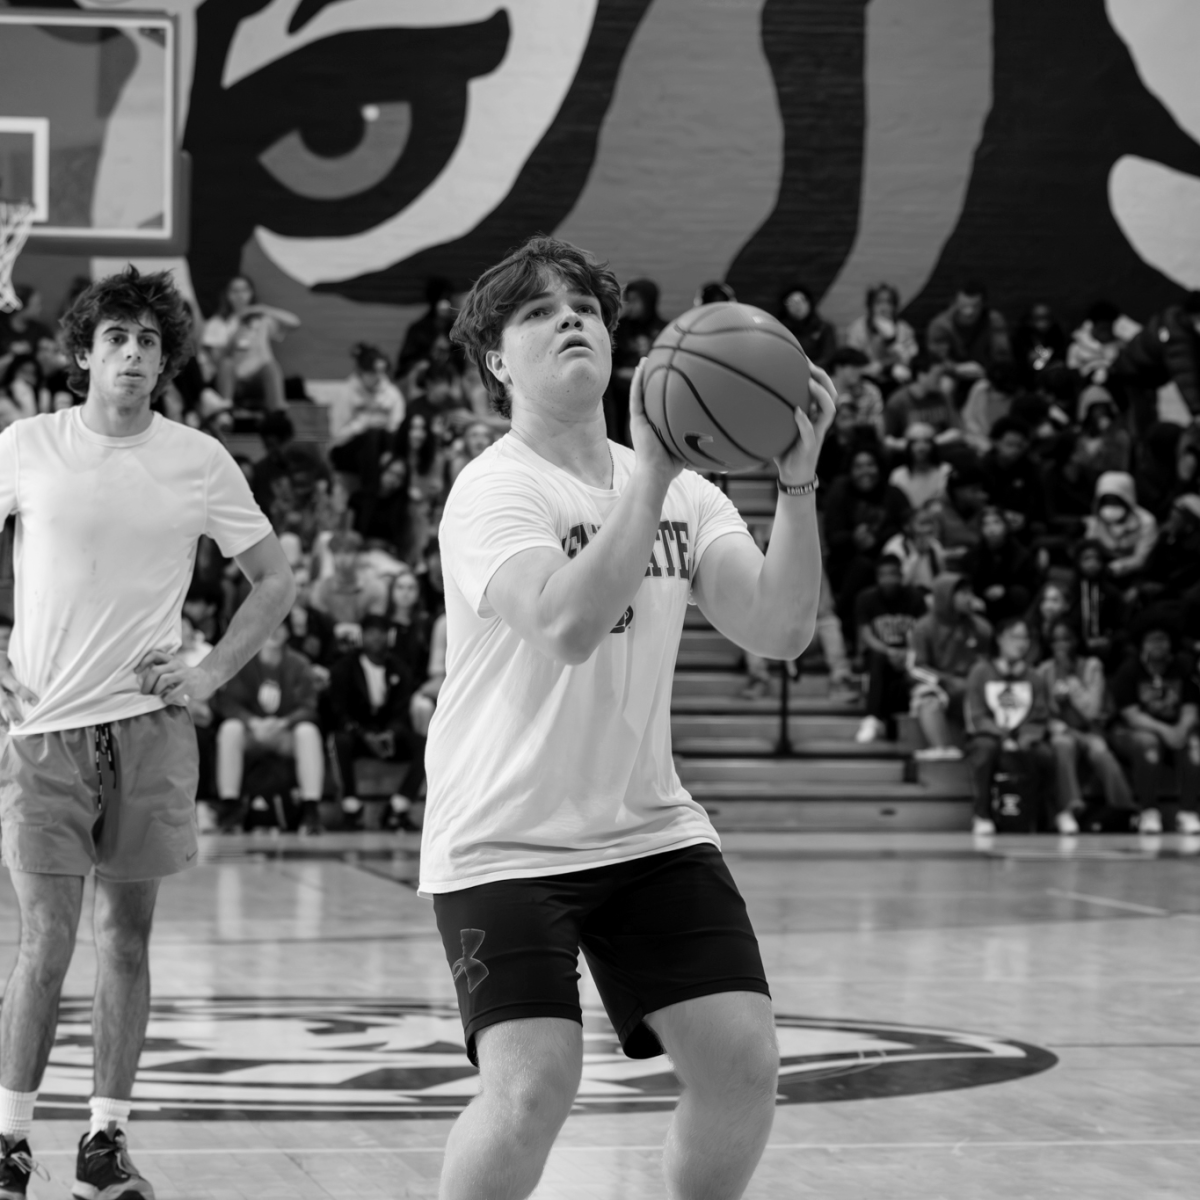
[990,746,1039,832]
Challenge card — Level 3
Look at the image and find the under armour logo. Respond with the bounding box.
[451,929,489,993]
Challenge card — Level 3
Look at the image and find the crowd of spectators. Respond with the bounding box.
[3,269,1200,837]
[823,279,1200,836]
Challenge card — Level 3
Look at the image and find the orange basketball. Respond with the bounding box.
[641,302,810,472]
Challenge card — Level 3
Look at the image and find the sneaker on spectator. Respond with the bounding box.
[972,816,997,836]
[914,745,955,761]
[341,796,363,831]
[855,716,886,744]
[1137,808,1163,834]
[740,677,769,701]
[384,794,412,832]
[939,746,964,761]
[1176,810,1200,835]
[829,676,859,703]
[1055,811,1080,835]
[299,801,322,836]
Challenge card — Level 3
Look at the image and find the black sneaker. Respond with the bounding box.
[0,1135,46,1199]
[299,800,323,835]
[73,1127,155,1199]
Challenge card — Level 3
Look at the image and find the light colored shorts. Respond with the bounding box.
[0,707,199,881]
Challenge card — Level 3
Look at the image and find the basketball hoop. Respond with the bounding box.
[0,200,34,313]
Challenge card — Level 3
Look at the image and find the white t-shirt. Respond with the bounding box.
[419,436,753,894]
[0,408,273,735]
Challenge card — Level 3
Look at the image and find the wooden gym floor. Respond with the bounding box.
[4,829,1200,1199]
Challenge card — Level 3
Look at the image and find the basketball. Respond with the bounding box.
[641,302,811,472]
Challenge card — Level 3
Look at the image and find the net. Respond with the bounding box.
[0,200,34,313]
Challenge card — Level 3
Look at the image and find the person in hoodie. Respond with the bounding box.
[980,416,1048,539]
[1069,539,1128,668]
[854,554,926,744]
[962,506,1039,625]
[823,444,911,643]
[1012,302,1068,389]
[1109,612,1200,834]
[1081,471,1158,586]
[778,283,837,367]
[934,460,989,559]
[909,573,991,761]
[1072,384,1131,482]
[1037,619,1135,821]
[964,616,1063,835]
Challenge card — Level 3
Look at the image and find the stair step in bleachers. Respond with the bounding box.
[671,714,916,757]
[676,756,911,786]
[697,793,974,833]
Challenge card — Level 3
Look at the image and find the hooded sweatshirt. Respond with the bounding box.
[910,573,991,694]
[1081,471,1158,576]
[966,657,1051,743]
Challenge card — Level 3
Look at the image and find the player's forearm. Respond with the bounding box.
[741,492,821,659]
[200,570,296,692]
[539,468,671,663]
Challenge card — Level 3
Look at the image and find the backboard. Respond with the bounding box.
[0,8,185,255]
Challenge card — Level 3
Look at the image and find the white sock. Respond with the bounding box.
[89,1096,132,1138]
[0,1087,37,1143]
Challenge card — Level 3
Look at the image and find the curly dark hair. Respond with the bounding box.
[450,236,621,418]
[59,265,195,399]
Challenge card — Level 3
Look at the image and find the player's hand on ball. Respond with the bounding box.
[628,356,684,486]
[0,665,39,725]
[776,360,837,485]
[134,649,217,707]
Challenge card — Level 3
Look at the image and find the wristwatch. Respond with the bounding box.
[777,478,819,497]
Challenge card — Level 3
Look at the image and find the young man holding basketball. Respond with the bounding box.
[0,267,294,1199]
[423,237,835,1200]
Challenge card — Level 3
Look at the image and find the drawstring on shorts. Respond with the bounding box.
[92,722,115,843]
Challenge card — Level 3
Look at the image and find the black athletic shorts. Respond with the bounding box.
[433,842,770,1065]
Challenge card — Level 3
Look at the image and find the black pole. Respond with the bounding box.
[775,658,793,756]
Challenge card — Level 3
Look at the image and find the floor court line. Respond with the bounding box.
[28,1139,1200,1157]
[1043,888,1172,915]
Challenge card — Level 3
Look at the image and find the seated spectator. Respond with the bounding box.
[180,616,217,807]
[0,355,41,426]
[1069,539,1127,666]
[926,279,1012,395]
[962,506,1038,624]
[694,281,736,306]
[909,573,991,760]
[1082,471,1158,586]
[882,360,964,454]
[964,617,1062,834]
[1113,290,1200,433]
[981,416,1048,539]
[213,622,324,833]
[396,276,458,380]
[961,362,1021,452]
[1026,581,1071,664]
[410,612,448,741]
[889,423,951,510]
[823,446,911,643]
[816,401,877,491]
[1109,613,1200,833]
[1038,619,1135,820]
[417,535,446,617]
[404,335,472,430]
[1044,435,1098,530]
[854,555,926,743]
[329,343,406,496]
[0,285,53,381]
[778,283,837,367]
[606,278,665,444]
[934,461,990,558]
[448,419,495,487]
[1073,384,1131,481]
[328,614,424,831]
[830,347,885,440]
[282,566,338,669]
[249,410,296,513]
[1132,421,1187,520]
[843,283,919,390]
[1067,299,1141,385]
[1012,302,1067,387]
[183,579,224,646]
[202,274,298,415]
[387,565,432,683]
[882,502,947,593]
[1138,494,1200,612]
[310,530,389,648]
